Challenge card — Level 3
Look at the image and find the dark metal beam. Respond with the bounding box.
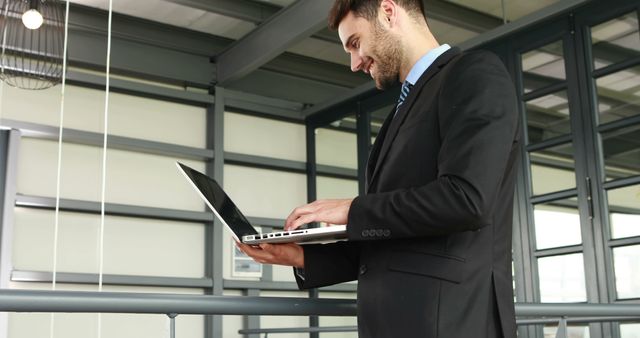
[11,270,212,288]
[225,152,357,179]
[0,131,10,289]
[215,0,333,85]
[0,119,213,160]
[15,194,213,223]
[164,0,281,24]
[264,52,368,89]
[224,280,357,293]
[67,3,223,87]
[0,130,19,289]
[424,0,503,32]
[305,82,378,127]
[66,70,215,106]
[164,0,341,44]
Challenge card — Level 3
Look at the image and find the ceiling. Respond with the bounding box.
[64,0,564,108]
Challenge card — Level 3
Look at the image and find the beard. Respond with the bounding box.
[370,20,402,90]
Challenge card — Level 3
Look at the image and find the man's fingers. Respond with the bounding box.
[292,213,316,231]
[284,203,320,230]
[237,242,273,262]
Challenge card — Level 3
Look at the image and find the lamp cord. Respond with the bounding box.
[49,1,71,338]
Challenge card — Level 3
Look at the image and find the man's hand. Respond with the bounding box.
[236,242,305,268]
[284,198,354,231]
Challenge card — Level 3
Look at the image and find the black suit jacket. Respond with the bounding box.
[295,48,520,338]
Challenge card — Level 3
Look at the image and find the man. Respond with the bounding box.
[237,0,520,337]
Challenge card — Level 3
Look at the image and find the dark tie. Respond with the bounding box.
[395,80,413,115]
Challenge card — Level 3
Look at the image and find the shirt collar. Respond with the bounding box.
[405,44,451,86]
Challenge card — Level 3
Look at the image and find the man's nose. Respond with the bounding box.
[350,54,363,72]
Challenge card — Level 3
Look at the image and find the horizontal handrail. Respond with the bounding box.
[238,317,640,335]
[516,316,640,325]
[0,289,355,316]
[240,326,358,335]
[516,303,640,317]
[1,289,640,318]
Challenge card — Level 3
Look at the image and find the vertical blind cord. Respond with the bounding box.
[50,1,71,338]
[97,0,114,337]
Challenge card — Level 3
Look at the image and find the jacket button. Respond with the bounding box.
[359,265,367,275]
[361,230,369,237]
[383,229,391,237]
[375,229,383,237]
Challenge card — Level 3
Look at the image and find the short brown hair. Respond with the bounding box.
[328,0,425,30]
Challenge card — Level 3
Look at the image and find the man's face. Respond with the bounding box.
[339,11,402,90]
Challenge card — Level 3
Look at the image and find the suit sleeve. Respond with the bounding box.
[347,51,520,239]
[294,241,360,289]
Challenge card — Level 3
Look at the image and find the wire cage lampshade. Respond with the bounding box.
[0,0,66,90]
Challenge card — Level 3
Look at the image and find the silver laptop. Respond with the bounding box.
[176,162,348,245]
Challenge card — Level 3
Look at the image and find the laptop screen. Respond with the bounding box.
[178,162,258,239]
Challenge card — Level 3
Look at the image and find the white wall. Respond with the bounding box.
[1,81,209,337]
[1,80,359,338]
[0,83,206,148]
[224,112,306,162]
[316,127,357,169]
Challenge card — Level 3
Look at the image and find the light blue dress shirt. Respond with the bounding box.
[405,44,451,86]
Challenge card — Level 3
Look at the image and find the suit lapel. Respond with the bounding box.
[367,48,461,193]
[365,107,396,190]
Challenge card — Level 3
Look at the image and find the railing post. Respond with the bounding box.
[555,316,568,338]
[168,313,178,338]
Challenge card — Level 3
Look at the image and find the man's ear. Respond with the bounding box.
[380,0,397,27]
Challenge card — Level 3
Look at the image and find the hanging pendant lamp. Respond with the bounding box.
[0,0,65,90]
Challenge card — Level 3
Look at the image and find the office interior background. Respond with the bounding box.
[0,0,638,337]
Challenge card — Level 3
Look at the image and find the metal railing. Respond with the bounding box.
[238,317,640,337]
[1,289,639,338]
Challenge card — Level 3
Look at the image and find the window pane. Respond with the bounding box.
[538,253,587,302]
[223,165,307,219]
[317,176,358,200]
[316,115,357,169]
[225,112,306,162]
[543,325,590,338]
[591,12,640,70]
[595,66,640,125]
[601,124,640,181]
[608,184,640,239]
[526,90,571,143]
[613,245,640,299]
[534,199,582,250]
[621,323,640,338]
[530,143,576,195]
[521,40,566,93]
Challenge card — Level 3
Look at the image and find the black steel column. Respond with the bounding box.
[305,121,319,338]
[205,87,225,338]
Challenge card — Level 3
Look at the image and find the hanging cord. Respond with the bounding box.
[0,1,9,124]
[501,0,507,24]
[49,2,71,338]
[99,0,114,294]
[53,0,71,294]
[97,0,114,337]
